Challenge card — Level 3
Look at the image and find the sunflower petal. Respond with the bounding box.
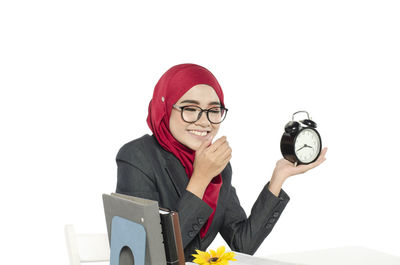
[193,259,203,264]
[195,249,204,255]
[216,246,226,257]
[219,259,229,265]
[196,250,211,259]
[193,259,210,265]
[221,251,236,260]
[210,249,217,257]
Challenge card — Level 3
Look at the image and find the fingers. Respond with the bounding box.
[318,147,328,161]
[207,136,232,165]
[197,134,214,152]
[213,141,231,161]
[219,144,232,161]
[208,136,228,152]
[308,157,325,170]
[312,148,327,166]
[220,152,232,169]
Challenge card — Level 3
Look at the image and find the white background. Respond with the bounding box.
[1,0,399,264]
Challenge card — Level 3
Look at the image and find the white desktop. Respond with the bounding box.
[186,246,400,265]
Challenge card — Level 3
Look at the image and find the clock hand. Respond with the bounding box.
[296,144,307,152]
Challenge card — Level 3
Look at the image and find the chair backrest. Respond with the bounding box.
[65,224,110,265]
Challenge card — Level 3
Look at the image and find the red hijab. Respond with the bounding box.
[146,63,225,238]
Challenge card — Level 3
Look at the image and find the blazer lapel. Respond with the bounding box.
[164,154,189,197]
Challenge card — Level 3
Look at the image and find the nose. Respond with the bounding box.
[195,110,210,126]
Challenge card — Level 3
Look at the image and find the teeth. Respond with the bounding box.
[189,130,208,136]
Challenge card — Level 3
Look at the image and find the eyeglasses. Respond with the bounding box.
[172,104,228,124]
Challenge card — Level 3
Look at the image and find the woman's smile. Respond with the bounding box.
[188,129,210,137]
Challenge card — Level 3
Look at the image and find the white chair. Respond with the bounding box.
[65,224,110,265]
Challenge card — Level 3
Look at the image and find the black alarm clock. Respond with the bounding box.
[280,111,322,166]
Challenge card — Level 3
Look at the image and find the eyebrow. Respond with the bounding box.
[180,99,221,106]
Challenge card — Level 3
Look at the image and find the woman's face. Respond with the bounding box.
[169,84,221,151]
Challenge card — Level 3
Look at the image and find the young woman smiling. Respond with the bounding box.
[115,63,327,261]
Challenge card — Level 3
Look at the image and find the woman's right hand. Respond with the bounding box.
[193,135,232,181]
[187,135,232,198]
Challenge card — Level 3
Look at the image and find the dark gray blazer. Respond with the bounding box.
[116,134,290,261]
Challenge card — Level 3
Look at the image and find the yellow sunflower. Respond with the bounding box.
[192,246,237,265]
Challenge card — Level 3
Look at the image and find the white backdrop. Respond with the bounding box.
[1,1,399,264]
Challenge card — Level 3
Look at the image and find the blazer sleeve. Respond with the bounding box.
[219,164,290,255]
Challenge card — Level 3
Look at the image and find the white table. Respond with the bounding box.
[264,246,400,265]
[187,246,400,265]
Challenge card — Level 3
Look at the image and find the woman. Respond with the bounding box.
[116,63,327,261]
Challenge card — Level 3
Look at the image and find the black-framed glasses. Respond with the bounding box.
[172,104,228,124]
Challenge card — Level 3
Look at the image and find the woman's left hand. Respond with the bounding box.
[268,147,328,196]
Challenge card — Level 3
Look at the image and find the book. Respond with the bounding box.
[159,207,185,265]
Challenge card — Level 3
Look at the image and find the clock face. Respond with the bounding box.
[294,128,321,164]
